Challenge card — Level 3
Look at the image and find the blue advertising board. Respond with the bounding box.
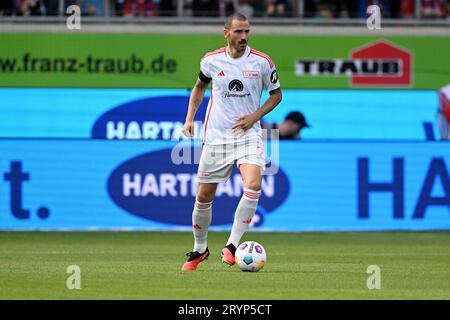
[0,88,439,140]
[1,140,449,231]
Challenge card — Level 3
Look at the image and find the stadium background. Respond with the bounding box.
[1,1,450,232]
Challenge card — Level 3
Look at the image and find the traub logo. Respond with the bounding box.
[295,40,413,87]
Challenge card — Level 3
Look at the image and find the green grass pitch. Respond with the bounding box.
[0,231,449,299]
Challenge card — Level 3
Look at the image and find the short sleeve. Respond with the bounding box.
[200,58,212,80]
[263,62,281,94]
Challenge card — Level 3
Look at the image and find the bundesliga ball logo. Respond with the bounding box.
[235,241,267,272]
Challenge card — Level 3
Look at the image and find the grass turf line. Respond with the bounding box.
[0,231,449,299]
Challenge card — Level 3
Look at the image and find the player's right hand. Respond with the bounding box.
[182,121,195,138]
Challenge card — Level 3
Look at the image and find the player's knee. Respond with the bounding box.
[244,182,261,192]
[196,191,214,204]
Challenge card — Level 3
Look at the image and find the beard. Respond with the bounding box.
[234,41,247,52]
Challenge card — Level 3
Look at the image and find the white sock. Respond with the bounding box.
[192,199,212,253]
[226,188,261,248]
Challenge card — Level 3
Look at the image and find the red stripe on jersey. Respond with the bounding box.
[251,48,272,60]
[203,47,226,58]
[206,47,226,54]
[250,49,274,68]
[203,85,213,144]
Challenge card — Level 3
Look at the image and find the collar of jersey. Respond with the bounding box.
[226,46,250,61]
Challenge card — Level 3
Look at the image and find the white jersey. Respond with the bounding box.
[440,84,450,108]
[200,46,280,145]
[438,84,450,140]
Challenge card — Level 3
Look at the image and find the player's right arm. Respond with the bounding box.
[183,57,213,137]
[182,78,209,137]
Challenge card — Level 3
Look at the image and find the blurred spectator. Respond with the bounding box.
[17,0,43,15]
[262,111,310,140]
[67,0,106,16]
[236,0,254,17]
[421,0,445,18]
[192,0,219,16]
[265,0,289,17]
[123,0,157,17]
[305,0,358,18]
[315,1,335,18]
[399,0,415,18]
[224,0,254,17]
[4,0,449,18]
[437,84,450,140]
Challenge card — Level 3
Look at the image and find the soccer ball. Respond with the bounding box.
[235,241,267,272]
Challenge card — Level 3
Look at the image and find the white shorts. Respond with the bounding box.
[197,139,266,183]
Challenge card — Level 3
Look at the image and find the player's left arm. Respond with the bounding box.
[251,87,282,122]
[232,65,282,132]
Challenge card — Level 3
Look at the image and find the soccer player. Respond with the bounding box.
[181,13,282,271]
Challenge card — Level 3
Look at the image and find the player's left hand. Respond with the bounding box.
[231,114,258,134]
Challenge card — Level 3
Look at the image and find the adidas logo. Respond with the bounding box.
[217,71,225,76]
